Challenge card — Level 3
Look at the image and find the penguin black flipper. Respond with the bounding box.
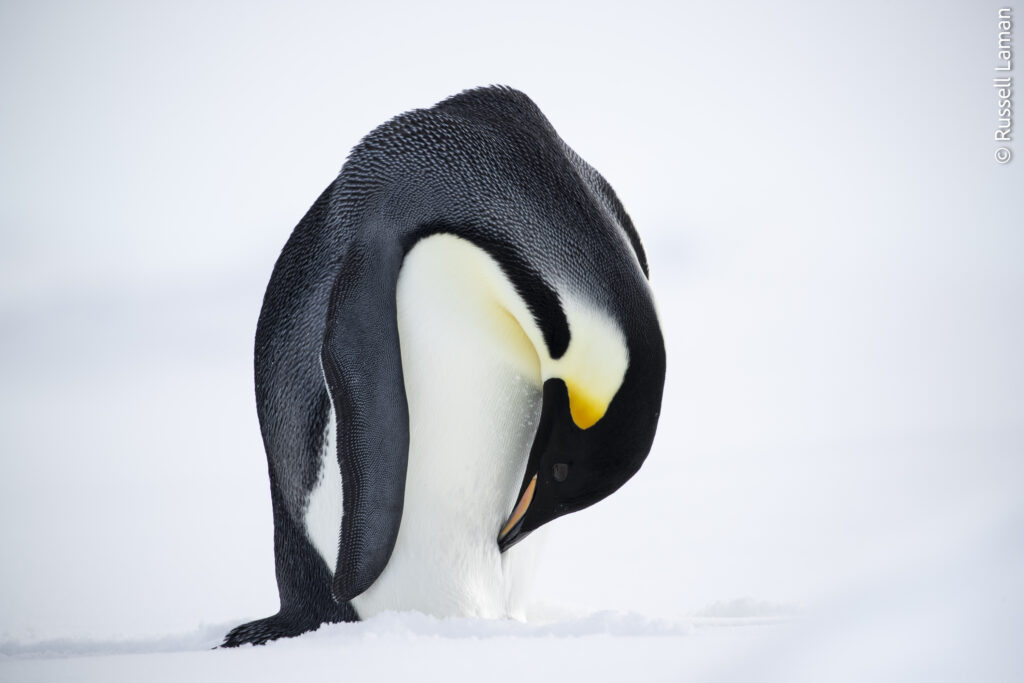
[321,237,410,602]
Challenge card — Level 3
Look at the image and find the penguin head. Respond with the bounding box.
[498,294,665,552]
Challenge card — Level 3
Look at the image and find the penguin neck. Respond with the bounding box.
[353,233,546,618]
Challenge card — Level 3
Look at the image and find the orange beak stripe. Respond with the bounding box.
[499,475,537,541]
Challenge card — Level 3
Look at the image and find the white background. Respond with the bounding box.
[1,1,1021,680]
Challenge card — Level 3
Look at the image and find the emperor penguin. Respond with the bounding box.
[222,86,666,647]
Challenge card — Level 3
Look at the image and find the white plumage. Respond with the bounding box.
[305,234,548,619]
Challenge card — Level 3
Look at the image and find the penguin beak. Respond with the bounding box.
[497,474,537,551]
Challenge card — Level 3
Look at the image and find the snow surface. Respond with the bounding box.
[2,0,1023,681]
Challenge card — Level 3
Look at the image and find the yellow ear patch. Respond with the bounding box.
[550,300,629,431]
[566,383,606,430]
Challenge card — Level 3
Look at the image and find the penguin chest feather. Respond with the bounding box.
[305,234,548,619]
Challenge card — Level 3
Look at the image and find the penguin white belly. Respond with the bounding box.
[305,234,547,619]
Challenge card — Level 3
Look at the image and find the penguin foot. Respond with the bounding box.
[220,612,325,648]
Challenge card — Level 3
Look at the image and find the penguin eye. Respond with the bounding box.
[552,463,569,482]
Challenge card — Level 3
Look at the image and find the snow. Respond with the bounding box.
[0,615,725,683]
[1,0,1023,681]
